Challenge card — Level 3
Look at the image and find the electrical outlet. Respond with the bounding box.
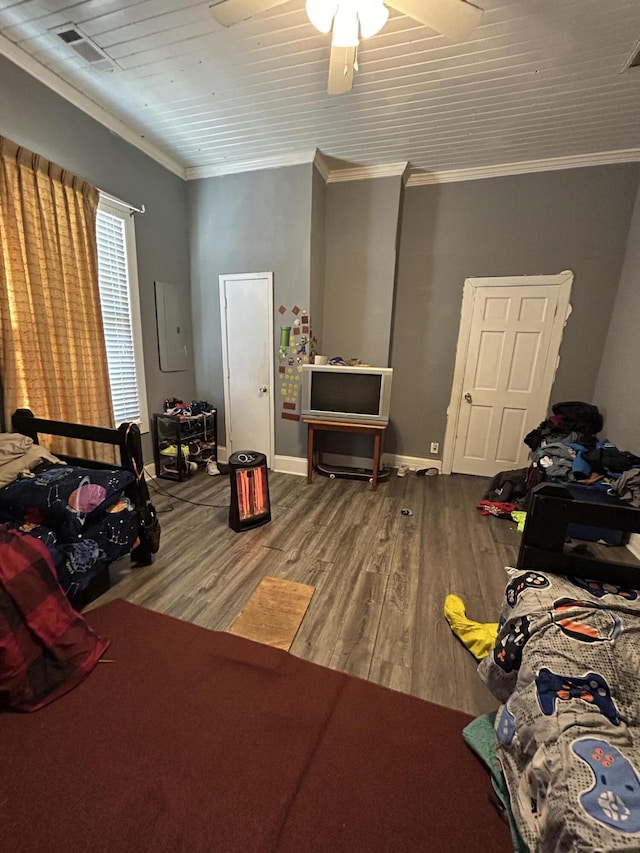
[430,441,439,455]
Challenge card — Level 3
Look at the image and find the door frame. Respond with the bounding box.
[441,270,574,475]
[219,271,275,466]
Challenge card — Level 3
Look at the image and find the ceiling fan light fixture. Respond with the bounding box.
[331,2,360,47]
[305,0,338,34]
[357,0,388,39]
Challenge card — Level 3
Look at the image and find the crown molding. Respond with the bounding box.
[326,161,408,183]
[187,151,408,183]
[313,149,331,182]
[0,34,185,179]
[190,148,638,185]
[185,149,318,180]
[405,148,640,186]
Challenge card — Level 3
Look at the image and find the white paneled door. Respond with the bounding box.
[446,272,573,477]
[219,272,275,466]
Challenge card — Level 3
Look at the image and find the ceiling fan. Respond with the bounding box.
[210,0,483,94]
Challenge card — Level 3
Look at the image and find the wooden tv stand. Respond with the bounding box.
[303,418,386,491]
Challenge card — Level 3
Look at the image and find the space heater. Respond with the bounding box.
[228,450,271,532]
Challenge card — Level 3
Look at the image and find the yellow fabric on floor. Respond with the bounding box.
[444,594,498,661]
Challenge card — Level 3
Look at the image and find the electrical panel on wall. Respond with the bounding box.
[155,280,188,372]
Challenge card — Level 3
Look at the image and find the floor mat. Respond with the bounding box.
[228,575,315,650]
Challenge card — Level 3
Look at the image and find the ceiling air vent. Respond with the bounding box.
[57,28,83,44]
[53,24,121,71]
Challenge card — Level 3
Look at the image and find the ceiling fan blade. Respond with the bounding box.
[210,0,291,28]
[327,44,356,95]
[385,0,482,41]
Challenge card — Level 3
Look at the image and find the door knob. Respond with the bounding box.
[464,392,473,404]
[259,386,268,393]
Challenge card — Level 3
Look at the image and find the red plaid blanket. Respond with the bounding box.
[0,526,109,711]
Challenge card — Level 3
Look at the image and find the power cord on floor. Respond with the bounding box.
[148,474,230,510]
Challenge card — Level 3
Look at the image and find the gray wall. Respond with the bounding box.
[594,182,640,454]
[310,165,326,349]
[0,55,195,462]
[188,164,313,459]
[323,177,402,366]
[389,164,640,458]
[5,50,640,467]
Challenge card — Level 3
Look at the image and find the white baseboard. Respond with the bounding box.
[217,448,302,474]
[628,533,640,561]
[218,447,305,475]
[384,453,442,472]
[273,455,307,476]
[267,452,442,476]
[148,448,442,478]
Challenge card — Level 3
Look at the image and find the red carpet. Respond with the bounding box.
[1,599,512,852]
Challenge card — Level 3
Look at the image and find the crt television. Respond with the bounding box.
[301,365,393,426]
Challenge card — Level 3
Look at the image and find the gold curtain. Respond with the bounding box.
[0,136,116,461]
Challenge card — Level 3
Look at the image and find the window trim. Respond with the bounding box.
[97,196,150,434]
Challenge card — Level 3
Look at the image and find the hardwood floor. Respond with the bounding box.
[91,468,523,716]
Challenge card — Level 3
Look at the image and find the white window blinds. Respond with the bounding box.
[96,205,147,429]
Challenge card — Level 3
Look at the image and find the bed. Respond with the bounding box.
[478,484,640,852]
[0,597,514,853]
[0,475,514,853]
[0,408,159,609]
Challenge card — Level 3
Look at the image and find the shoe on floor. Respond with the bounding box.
[160,444,190,458]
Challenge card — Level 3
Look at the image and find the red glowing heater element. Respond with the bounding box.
[228,451,271,532]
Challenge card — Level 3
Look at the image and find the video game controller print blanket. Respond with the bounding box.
[478,568,640,852]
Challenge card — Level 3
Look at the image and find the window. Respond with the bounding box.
[96,198,149,432]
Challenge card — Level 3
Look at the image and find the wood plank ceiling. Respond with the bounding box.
[0,0,639,179]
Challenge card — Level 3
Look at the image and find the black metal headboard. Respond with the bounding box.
[11,408,143,475]
[517,483,640,587]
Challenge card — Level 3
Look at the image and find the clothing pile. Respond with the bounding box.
[477,400,640,519]
[476,500,518,519]
[526,402,640,496]
[483,468,530,503]
[614,468,640,508]
[523,401,603,452]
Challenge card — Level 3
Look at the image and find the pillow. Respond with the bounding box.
[0,433,64,488]
[0,432,34,462]
[0,465,135,537]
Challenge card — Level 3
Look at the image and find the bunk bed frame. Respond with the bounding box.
[11,408,144,471]
[517,482,640,586]
[8,408,157,607]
